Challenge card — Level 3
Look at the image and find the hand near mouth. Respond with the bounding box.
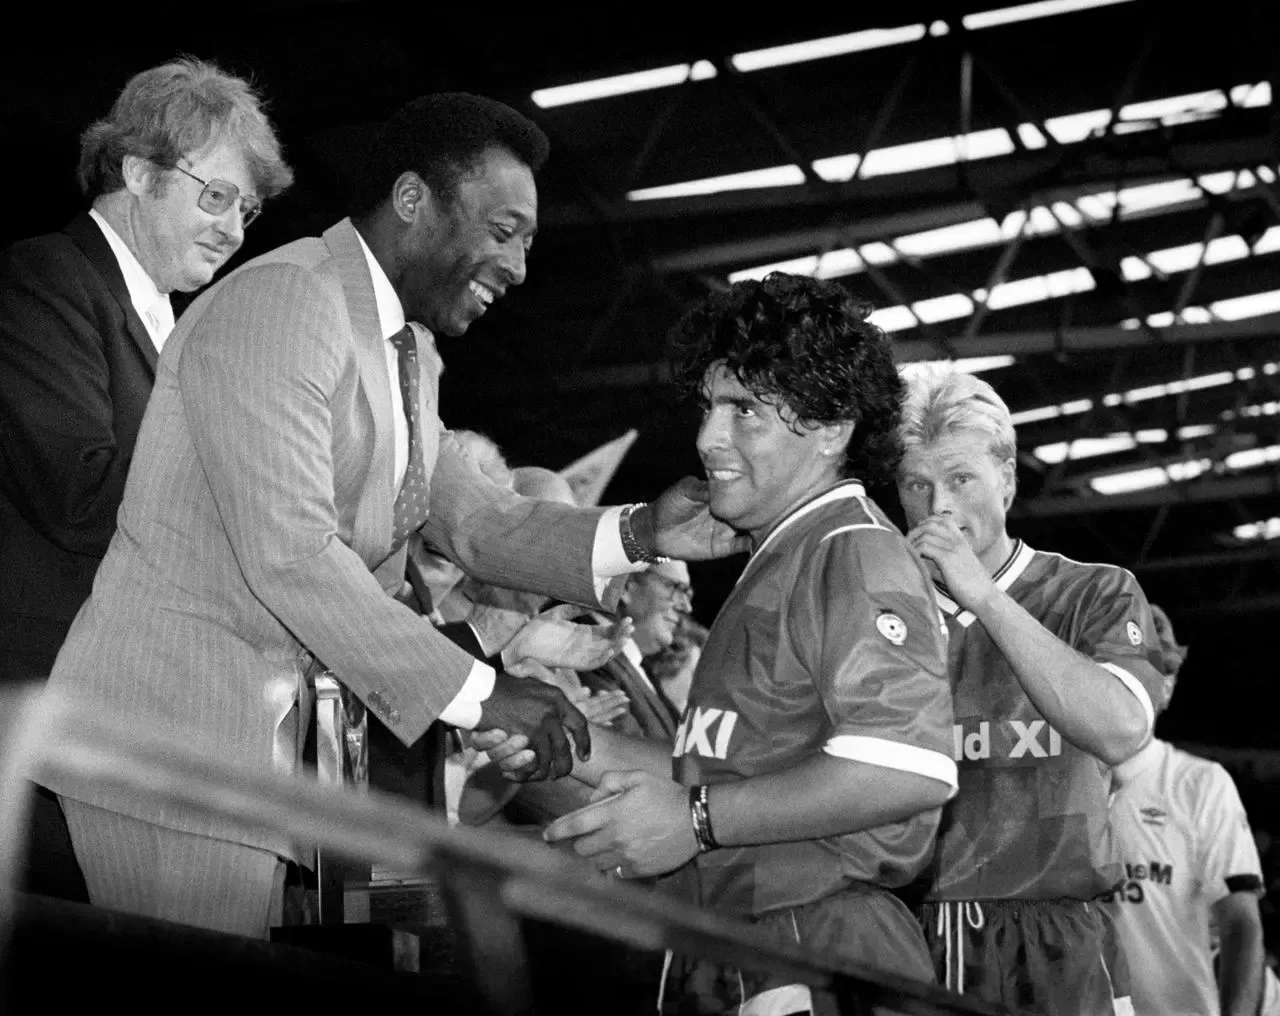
[906,514,996,612]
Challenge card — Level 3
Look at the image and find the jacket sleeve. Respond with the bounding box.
[178,263,482,746]
[0,240,139,557]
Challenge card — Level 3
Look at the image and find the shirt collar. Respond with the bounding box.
[1114,737,1166,787]
[749,479,868,562]
[621,639,645,670]
[89,208,169,327]
[353,227,407,341]
[932,539,1035,624]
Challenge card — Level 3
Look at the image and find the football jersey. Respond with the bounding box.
[672,480,957,919]
[926,543,1166,901]
[1103,739,1264,1016]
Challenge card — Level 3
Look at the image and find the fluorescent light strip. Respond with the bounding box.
[532,61,716,108]
[543,5,1145,109]
[1013,361,1280,426]
[1010,399,1095,425]
[631,164,807,201]
[898,355,1015,382]
[1226,400,1280,421]
[963,0,1134,30]
[1226,445,1280,470]
[1033,425,1219,464]
[730,24,926,72]
[1212,289,1280,321]
[1235,517,1280,541]
[1089,459,1209,495]
[1092,442,1280,496]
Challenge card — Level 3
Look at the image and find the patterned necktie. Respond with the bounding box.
[389,324,430,548]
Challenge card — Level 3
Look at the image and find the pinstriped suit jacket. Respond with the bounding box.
[42,218,615,860]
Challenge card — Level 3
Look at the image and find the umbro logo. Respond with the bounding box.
[1140,806,1166,826]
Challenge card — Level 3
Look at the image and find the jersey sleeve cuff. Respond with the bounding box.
[823,735,958,797]
[1098,661,1156,739]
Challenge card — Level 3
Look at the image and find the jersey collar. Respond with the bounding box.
[735,479,867,588]
[933,539,1036,628]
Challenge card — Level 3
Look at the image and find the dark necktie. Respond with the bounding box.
[389,324,430,548]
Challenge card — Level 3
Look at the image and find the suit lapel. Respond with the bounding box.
[324,218,396,565]
[613,653,678,740]
[407,321,443,494]
[64,212,159,373]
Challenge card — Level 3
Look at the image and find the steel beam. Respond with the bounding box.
[890,315,1280,362]
[1011,473,1280,518]
[457,317,1280,399]
[1131,544,1280,571]
[541,113,1275,234]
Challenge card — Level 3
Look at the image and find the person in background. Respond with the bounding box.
[894,367,1167,1015]
[578,559,692,741]
[1105,604,1270,1016]
[0,56,291,905]
[643,612,708,717]
[0,56,292,685]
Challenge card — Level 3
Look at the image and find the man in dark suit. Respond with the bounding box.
[0,58,291,905]
[40,92,744,937]
[0,57,293,685]
[580,560,693,742]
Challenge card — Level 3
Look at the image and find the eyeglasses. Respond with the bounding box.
[645,571,694,604]
[174,165,262,227]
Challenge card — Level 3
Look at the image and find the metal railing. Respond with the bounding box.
[0,685,1011,1015]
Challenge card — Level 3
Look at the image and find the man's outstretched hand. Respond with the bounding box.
[644,476,751,561]
[473,672,591,781]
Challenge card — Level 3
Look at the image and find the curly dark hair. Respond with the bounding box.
[351,92,549,215]
[669,273,905,484]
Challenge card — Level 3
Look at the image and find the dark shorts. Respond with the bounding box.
[662,885,934,1016]
[919,898,1133,1016]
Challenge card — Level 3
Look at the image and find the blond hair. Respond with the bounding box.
[898,366,1017,462]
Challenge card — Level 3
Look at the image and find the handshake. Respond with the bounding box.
[471,605,634,781]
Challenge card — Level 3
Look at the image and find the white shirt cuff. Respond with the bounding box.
[439,657,496,730]
[592,505,646,598]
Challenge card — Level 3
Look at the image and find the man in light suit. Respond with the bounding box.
[0,57,291,903]
[40,92,743,938]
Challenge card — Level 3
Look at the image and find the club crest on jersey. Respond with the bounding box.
[876,611,907,646]
[1126,620,1143,646]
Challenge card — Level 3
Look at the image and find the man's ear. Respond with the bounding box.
[1000,457,1017,509]
[391,171,429,224]
[121,155,155,198]
[818,420,854,459]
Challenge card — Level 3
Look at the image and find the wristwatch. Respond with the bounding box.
[619,502,667,564]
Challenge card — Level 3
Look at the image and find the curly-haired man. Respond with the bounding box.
[542,273,958,1014]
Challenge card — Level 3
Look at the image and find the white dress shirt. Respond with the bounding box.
[620,639,660,696]
[353,231,640,729]
[89,208,174,351]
